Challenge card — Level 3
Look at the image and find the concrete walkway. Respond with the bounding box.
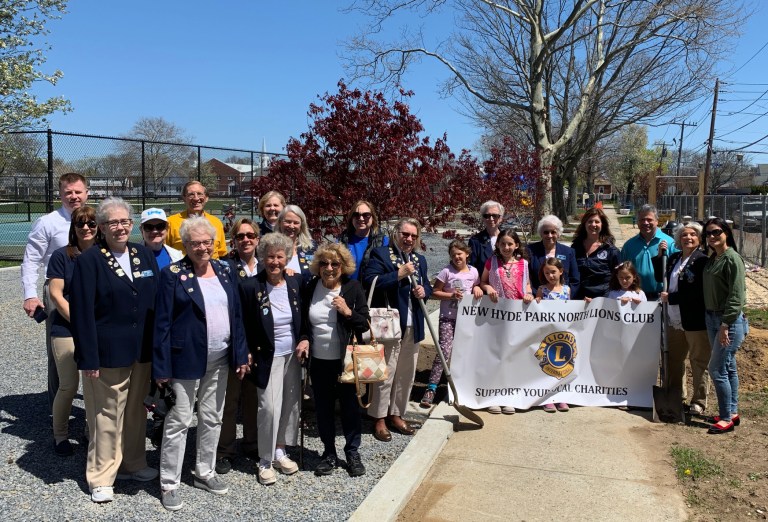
[352,207,688,521]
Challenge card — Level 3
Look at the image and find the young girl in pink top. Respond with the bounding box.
[477,229,533,414]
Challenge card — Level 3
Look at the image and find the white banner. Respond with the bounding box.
[450,297,661,409]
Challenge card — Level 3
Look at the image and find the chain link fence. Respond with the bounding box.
[0,130,286,260]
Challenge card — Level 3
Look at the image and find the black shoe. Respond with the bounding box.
[315,453,337,476]
[346,452,366,477]
[215,457,232,475]
[54,439,73,457]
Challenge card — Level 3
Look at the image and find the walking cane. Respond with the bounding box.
[299,355,309,470]
[403,253,483,427]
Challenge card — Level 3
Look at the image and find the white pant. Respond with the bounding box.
[160,356,228,490]
[257,353,300,462]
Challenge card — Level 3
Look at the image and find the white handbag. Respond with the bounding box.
[363,275,402,342]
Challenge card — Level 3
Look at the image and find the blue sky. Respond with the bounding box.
[32,1,768,161]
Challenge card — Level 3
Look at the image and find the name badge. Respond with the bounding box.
[139,270,154,278]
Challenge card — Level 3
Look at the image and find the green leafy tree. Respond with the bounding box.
[0,1,70,131]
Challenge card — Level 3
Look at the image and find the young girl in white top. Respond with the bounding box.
[420,240,479,408]
[607,261,647,304]
[535,257,571,413]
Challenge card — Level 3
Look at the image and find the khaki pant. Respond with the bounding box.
[667,327,711,408]
[257,353,300,462]
[367,327,419,419]
[81,361,150,491]
[217,368,259,459]
[51,336,79,442]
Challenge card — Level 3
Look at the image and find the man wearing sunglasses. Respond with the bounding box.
[621,204,678,300]
[140,208,183,269]
[21,172,89,415]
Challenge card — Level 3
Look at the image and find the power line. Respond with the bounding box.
[729,39,768,77]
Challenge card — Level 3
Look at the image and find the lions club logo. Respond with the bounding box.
[534,331,577,379]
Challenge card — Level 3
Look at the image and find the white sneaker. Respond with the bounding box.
[258,465,277,485]
[273,455,299,475]
[487,405,502,414]
[91,486,114,503]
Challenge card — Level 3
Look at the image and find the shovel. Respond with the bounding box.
[407,272,484,427]
[652,251,685,423]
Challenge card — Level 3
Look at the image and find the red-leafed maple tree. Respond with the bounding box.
[461,137,547,235]
[252,80,479,237]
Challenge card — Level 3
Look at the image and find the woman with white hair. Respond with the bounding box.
[469,200,504,275]
[240,232,309,485]
[527,214,580,298]
[153,216,249,511]
[70,197,159,503]
[278,204,316,282]
[654,221,711,416]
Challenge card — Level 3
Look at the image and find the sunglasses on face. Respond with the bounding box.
[400,232,418,239]
[142,222,167,232]
[705,229,724,237]
[319,260,341,268]
[483,213,501,220]
[75,220,97,229]
[352,212,372,220]
[542,230,558,236]
[235,232,257,241]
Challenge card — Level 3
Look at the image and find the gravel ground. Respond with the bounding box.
[0,266,429,521]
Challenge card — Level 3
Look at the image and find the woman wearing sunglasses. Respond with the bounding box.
[338,200,389,281]
[140,208,183,270]
[215,218,260,475]
[702,218,748,434]
[302,243,370,477]
[46,205,98,456]
[469,200,504,275]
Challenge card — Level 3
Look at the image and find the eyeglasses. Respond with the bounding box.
[542,230,558,236]
[106,219,133,229]
[185,191,206,198]
[235,232,257,241]
[319,260,341,268]
[352,212,372,220]
[400,232,418,239]
[75,220,97,229]
[142,222,167,232]
[705,228,724,237]
[187,239,214,248]
[482,213,501,220]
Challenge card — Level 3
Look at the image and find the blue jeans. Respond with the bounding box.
[705,311,748,421]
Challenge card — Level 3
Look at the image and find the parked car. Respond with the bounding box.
[733,201,767,232]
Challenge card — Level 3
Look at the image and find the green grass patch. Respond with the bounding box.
[0,260,20,268]
[740,390,768,418]
[670,445,722,481]
[618,215,635,225]
[745,308,768,330]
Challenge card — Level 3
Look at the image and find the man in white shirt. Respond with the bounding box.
[21,172,88,413]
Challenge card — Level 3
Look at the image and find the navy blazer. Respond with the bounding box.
[302,276,370,373]
[527,241,580,297]
[152,258,249,381]
[468,229,494,276]
[652,249,708,331]
[71,242,158,370]
[363,245,433,344]
[240,271,307,389]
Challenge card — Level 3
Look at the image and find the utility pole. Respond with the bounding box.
[699,79,719,221]
[670,121,698,177]
[650,141,671,205]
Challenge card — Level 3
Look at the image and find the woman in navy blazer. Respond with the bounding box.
[240,232,309,485]
[468,200,504,275]
[527,214,580,297]
[70,197,159,504]
[153,216,249,510]
[363,218,432,443]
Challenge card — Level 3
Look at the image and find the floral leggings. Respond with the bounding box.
[428,318,456,387]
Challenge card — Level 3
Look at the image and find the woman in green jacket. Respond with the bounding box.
[702,217,748,434]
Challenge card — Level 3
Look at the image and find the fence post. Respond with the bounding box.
[250,151,255,220]
[763,195,767,267]
[141,141,146,209]
[46,129,54,213]
[197,146,201,182]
